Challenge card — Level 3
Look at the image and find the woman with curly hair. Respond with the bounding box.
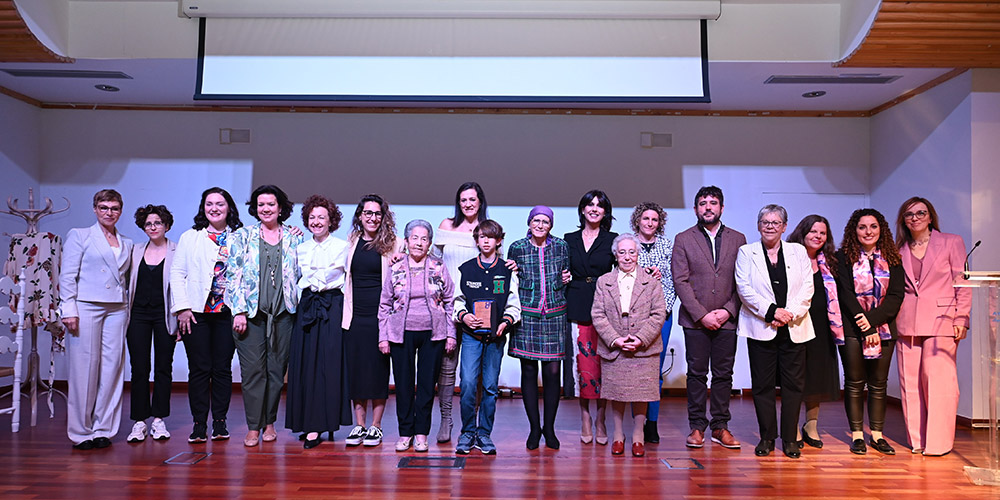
[342,194,403,448]
[786,215,842,450]
[629,201,676,443]
[125,204,178,444]
[835,208,904,456]
[226,185,303,447]
[286,195,353,449]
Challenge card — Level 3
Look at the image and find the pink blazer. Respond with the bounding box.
[897,230,971,337]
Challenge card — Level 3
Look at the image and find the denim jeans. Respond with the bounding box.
[459,332,506,437]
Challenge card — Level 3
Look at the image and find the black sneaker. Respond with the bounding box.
[212,420,230,441]
[188,422,208,443]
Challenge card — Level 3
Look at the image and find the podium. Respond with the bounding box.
[961,271,1000,486]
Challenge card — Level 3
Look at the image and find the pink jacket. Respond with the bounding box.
[377,256,455,344]
[897,230,971,336]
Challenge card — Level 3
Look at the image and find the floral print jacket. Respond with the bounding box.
[224,223,303,317]
[378,256,455,344]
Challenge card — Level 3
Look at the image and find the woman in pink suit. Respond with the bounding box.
[894,197,971,456]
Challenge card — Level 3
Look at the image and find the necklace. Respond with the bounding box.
[910,235,930,248]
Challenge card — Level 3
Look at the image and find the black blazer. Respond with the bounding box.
[564,229,618,322]
[835,249,905,340]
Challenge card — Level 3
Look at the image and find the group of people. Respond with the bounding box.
[58,183,970,461]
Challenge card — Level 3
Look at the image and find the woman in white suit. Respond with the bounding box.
[125,204,178,443]
[736,204,814,459]
[59,189,134,450]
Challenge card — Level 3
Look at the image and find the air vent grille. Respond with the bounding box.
[765,75,900,85]
[1,69,133,79]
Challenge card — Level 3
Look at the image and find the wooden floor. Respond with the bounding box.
[1,391,997,499]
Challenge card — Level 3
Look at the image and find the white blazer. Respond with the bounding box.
[170,228,224,315]
[128,239,178,334]
[735,240,815,343]
[59,223,134,318]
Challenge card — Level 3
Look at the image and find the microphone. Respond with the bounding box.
[964,240,982,279]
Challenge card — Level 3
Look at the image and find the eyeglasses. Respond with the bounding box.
[616,249,637,256]
[759,220,784,228]
[903,210,929,221]
[529,218,551,227]
[97,205,122,213]
[361,210,383,219]
[144,221,165,229]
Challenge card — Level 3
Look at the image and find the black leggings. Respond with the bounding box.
[839,336,896,433]
[520,359,561,434]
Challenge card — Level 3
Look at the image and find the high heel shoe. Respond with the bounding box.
[595,420,608,445]
[526,428,542,450]
[543,428,560,450]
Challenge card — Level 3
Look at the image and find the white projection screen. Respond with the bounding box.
[195,17,710,103]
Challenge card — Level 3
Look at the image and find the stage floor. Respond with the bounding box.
[1,392,995,499]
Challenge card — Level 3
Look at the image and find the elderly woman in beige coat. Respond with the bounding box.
[592,233,666,457]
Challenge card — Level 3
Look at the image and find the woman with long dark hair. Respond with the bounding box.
[835,208,904,456]
[342,194,402,448]
[565,189,618,445]
[785,214,842,450]
[171,187,243,443]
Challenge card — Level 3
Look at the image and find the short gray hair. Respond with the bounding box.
[757,204,788,224]
[611,233,642,254]
[403,219,434,241]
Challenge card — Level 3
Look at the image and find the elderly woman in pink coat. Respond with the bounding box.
[894,197,971,456]
[591,233,666,458]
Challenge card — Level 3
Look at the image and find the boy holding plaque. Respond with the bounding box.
[453,220,522,455]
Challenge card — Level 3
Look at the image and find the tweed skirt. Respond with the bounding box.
[600,354,660,403]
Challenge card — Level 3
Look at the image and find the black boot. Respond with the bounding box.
[643,420,660,444]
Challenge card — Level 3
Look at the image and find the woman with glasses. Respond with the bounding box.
[125,205,178,444]
[342,194,402,448]
[735,205,815,459]
[60,189,133,450]
[894,197,971,456]
[506,206,571,450]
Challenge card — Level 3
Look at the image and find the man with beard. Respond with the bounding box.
[671,186,746,450]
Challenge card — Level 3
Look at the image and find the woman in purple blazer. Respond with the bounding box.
[894,197,971,456]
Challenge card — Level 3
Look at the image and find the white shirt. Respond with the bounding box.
[296,235,350,292]
[618,270,636,314]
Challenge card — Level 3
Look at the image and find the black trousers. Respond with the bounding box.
[839,336,896,433]
[183,310,235,424]
[747,329,805,443]
[390,330,444,436]
[683,327,738,431]
[126,305,176,421]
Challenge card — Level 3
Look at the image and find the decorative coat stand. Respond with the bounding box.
[962,271,1000,486]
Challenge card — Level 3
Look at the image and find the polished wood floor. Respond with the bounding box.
[1,391,996,499]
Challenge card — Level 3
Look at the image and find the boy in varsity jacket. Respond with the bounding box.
[453,220,521,455]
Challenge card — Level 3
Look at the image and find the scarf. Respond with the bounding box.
[816,251,844,346]
[852,249,892,358]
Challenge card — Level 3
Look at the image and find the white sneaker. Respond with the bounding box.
[363,426,383,447]
[345,425,366,447]
[150,418,171,440]
[127,421,147,443]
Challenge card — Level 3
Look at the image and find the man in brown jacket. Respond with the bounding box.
[671,186,746,449]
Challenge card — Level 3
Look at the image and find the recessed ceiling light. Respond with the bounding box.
[802,91,826,98]
[95,84,120,92]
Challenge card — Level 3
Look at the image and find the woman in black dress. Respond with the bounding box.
[786,215,841,450]
[286,195,352,449]
[564,190,618,445]
[342,194,401,448]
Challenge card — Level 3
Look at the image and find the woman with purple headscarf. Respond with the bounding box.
[506,206,572,450]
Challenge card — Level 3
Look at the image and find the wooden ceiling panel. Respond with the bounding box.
[0,0,72,63]
[837,0,1000,67]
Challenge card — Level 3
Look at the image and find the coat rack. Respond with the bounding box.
[0,188,70,426]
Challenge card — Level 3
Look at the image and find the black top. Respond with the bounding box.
[762,243,788,336]
[456,257,515,340]
[133,258,164,309]
[564,229,618,322]
[351,240,383,317]
[834,249,905,339]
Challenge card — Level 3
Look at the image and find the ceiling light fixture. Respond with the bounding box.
[802,91,826,98]
[95,84,120,92]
